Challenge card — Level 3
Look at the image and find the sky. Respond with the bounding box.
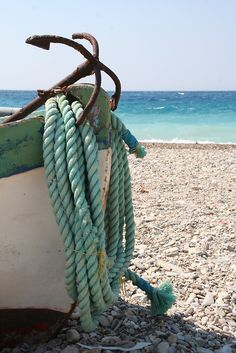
[0,0,236,91]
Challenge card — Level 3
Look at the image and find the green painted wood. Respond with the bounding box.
[0,117,44,178]
[69,84,111,149]
[0,84,111,179]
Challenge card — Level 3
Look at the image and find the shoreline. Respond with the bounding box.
[141,141,236,149]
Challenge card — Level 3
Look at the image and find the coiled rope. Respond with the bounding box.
[43,93,175,332]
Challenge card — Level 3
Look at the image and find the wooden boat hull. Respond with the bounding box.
[0,84,112,346]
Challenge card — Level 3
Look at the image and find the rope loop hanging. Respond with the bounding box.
[43,92,176,332]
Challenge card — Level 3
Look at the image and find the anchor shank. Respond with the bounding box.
[4,61,94,123]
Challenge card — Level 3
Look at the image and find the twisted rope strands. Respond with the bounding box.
[44,98,77,300]
[110,133,126,286]
[122,144,135,268]
[110,113,135,269]
[43,93,175,332]
[107,130,125,287]
[71,101,115,306]
[58,95,107,331]
[105,134,120,268]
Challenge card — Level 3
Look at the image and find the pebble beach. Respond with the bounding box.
[2,143,236,353]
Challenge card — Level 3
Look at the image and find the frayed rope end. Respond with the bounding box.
[149,281,176,316]
[125,270,176,316]
[134,144,147,158]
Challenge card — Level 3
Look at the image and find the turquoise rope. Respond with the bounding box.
[43,94,176,332]
[111,112,147,158]
[122,129,138,152]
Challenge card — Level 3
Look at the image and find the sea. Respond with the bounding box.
[1,90,236,144]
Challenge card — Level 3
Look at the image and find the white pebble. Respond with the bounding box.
[202,292,214,306]
[201,316,209,325]
[223,325,229,332]
[186,292,196,304]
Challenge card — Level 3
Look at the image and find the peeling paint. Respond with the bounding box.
[0,116,44,179]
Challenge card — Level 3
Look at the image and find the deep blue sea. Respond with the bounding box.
[1,90,236,144]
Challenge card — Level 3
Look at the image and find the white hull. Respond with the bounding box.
[0,149,111,312]
[0,167,72,311]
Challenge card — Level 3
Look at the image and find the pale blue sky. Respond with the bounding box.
[0,0,235,91]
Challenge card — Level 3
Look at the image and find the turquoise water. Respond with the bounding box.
[1,90,236,143]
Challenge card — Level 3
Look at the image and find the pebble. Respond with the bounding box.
[156,341,170,353]
[168,333,177,344]
[186,292,196,304]
[228,319,236,327]
[201,316,209,325]
[60,346,80,353]
[197,348,214,353]
[70,311,80,320]
[66,329,80,343]
[223,325,230,332]
[99,315,110,327]
[176,333,185,341]
[220,346,233,353]
[202,292,215,306]
[168,347,177,353]
[164,247,179,256]
[101,336,121,345]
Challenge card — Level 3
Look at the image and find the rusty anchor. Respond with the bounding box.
[4,32,121,125]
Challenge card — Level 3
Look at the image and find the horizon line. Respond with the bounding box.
[1,88,236,92]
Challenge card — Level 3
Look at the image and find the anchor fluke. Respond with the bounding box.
[26,36,51,50]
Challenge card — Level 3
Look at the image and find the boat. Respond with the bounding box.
[0,32,120,347]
